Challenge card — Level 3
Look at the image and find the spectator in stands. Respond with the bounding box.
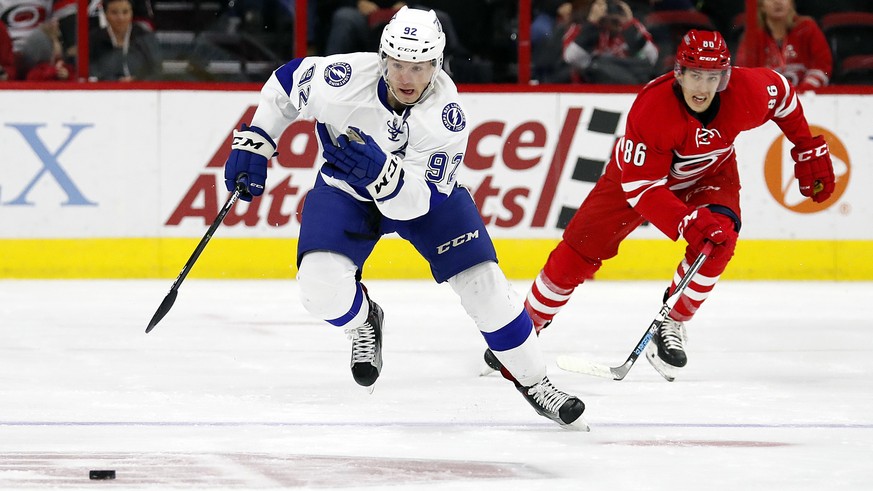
[89,0,163,81]
[0,22,15,80]
[324,1,402,54]
[532,1,574,47]
[323,1,465,58]
[321,1,487,81]
[61,0,156,64]
[16,19,73,81]
[619,0,696,20]
[215,0,296,59]
[695,0,745,35]
[1,0,74,54]
[563,0,658,84]
[736,0,831,91]
[530,0,576,82]
[130,0,157,32]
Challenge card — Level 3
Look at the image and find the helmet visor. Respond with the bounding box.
[675,65,731,92]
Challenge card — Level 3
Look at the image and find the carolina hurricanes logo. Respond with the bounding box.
[695,128,722,146]
[1,3,47,30]
[670,147,734,183]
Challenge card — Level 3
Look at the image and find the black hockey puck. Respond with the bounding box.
[89,470,116,480]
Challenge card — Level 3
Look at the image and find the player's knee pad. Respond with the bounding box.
[297,251,359,320]
[447,261,523,332]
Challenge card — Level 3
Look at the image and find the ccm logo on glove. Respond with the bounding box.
[790,135,835,203]
[234,136,268,153]
[678,208,726,246]
[224,124,277,201]
[372,158,401,196]
[792,144,828,161]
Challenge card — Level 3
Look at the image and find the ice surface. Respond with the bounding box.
[1,279,871,490]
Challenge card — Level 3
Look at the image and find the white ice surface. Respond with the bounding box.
[1,279,871,490]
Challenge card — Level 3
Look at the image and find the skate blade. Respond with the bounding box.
[563,415,591,432]
[645,349,677,382]
[479,364,498,377]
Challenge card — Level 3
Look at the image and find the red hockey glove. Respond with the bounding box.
[791,135,834,203]
[678,207,735,260]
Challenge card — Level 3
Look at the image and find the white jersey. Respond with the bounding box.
[251,52,469,221]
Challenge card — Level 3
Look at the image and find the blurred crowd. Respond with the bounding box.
[1,0,872,86]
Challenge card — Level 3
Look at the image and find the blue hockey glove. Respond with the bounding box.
[322,127,404,199]
[224,124,276,201]
[321,126,388,187]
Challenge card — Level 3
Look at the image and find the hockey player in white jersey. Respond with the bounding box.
[223,6,587,429]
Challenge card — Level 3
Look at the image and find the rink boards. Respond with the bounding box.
[0,89,869,280]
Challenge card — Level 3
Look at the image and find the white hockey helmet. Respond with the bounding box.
[379,6,446,104]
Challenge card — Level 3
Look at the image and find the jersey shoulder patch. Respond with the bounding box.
[323,62,352,87]
[441,102,466,132]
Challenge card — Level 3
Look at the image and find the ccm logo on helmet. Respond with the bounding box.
[699,56,718,61]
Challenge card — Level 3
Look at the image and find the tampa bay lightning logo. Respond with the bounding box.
[324,62,352,87]
[442,103,466,132]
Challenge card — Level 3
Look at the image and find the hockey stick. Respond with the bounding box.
[556,241,714,380]
[145,175,247,333]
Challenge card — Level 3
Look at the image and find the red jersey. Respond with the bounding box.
[0,0,76,51]
[736,16,832,90]
[610,67,813,240]
[0,22,14,79]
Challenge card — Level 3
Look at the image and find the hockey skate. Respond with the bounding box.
[517,376,589,431]
[480,348,503,376]
[645,317,687,382]
[479,348,519,382]
[345,300,383,392]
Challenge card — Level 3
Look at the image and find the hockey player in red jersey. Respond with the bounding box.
[487,29,835,381]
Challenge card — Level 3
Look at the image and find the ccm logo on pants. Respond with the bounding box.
[437,231,480,255]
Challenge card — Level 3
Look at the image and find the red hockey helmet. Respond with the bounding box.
[674,29,731,91]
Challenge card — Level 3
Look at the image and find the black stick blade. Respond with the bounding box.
[146,289,179,333]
